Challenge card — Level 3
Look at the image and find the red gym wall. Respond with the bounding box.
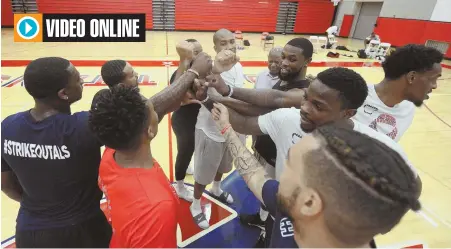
[1,0,334,34]
[374,18,451,58]
[36,0,153,29]
[294,0,335,33]
[1,0,14,26]
[175,0,279,32]
[176,0,334,33]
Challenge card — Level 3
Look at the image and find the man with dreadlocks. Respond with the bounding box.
[210,114,421,248]
[195,66,420,247]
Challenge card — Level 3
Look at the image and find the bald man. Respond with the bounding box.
[191,28,246,229]
[254,46,283,90]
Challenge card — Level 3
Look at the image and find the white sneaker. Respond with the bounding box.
[186,164,194,175]
[174,184,194,202]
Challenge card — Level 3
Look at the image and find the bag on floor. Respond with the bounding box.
[357,49,368,59]
[244,40,250,46]
[327,52,340,58]
[265,35,274,40]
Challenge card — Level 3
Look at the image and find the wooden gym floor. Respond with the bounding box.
[1,29,451,247]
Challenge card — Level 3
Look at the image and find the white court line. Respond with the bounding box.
[422,206,451,229]
[416,210,439,227]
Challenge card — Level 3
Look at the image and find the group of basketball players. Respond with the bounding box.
[1,28,444,248]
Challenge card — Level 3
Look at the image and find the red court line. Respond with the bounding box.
[442,64,451,70]
[1,60,383,68]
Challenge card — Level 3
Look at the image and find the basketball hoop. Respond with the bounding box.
[331,0,340,6]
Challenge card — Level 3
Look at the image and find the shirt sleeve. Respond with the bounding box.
[128,201,178,248]
[262,180,279,216]
[258,109,288,141]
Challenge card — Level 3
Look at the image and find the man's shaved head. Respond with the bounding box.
[213,28,236,54]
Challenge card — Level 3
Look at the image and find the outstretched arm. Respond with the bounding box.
[210,93,273,116]
[211,104,270,203]
[207,74,305,109]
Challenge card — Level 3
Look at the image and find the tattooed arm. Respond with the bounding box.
[210,103,270,202]
[150,72,198,122]
[224,126,270,202]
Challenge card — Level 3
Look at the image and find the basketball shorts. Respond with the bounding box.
[194,128,245,185]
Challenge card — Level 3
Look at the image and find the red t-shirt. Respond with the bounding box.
[98,148,179,248]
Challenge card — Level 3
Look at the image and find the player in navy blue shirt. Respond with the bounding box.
[209,104,421,248]
[1,57,112,247]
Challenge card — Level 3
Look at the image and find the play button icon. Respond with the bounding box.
[17,16,40,40]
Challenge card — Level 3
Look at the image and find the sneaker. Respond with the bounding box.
[239,213,265,230]
[186,164,194,175]
[174,184,194,202]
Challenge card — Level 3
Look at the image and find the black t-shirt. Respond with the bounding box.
[1,111,103,231]
[170,71,200,120]
[254,79,310,166]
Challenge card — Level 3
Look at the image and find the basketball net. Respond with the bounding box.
[331,0,340,6]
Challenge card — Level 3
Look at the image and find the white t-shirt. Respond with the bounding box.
[254,69,279,90]
[326,26,338,36]
[258,108,417,180]
[352,84,416,142]
[196,62,245,142]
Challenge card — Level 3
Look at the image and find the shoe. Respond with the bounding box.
[174,184,193,202]
[239,213,265,230]
[190,204,209,229]
[186,164,194,175]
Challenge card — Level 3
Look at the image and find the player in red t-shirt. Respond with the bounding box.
[88,44,239,247]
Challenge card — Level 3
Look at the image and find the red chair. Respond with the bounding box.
[261,32,269,45]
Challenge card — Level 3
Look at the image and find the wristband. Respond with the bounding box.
[200,95,209,103]
[187,69,199,78]
[226,85,234,97]
[221,124,232,135]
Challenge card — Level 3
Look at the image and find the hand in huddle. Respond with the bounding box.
[212,50,240,74]
[211,103,230,131]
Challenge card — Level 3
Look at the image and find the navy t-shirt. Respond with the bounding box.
[262,180,378,248]
[1,111,103,231]
[262,180,298,248]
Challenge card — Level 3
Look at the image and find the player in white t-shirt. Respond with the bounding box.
[191,28,246,229]
[353,44,443,142]
[202,67,419,180]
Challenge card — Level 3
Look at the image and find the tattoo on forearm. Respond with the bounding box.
[150,72,196,121]
[223,128,269,200]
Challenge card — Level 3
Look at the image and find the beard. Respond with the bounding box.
[279,69,301,81]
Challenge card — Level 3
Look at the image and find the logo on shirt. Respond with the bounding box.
[363,104,378,115]
[291,133,302,144]
[280,217,294,237]
[3,140,71,160]
[369,113,398,140]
